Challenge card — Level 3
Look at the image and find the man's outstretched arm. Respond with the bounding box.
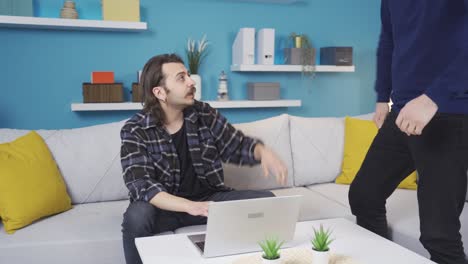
[254,143,288,186]
[199,102,287,186]
[150,192,209,217]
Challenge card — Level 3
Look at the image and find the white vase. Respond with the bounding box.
[312,249,330,264]
[191,74,202,100]
[262,257,282,264]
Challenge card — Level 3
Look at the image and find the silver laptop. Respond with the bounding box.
[188,195,302,258]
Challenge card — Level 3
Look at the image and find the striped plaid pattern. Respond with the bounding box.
[120,101,261,202]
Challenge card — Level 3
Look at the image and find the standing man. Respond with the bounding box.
[120,53,288,264]
[349,1,468,263]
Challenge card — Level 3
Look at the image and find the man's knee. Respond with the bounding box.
[122,201,157,235]
[348,182,365,209]
[348,180,382,213]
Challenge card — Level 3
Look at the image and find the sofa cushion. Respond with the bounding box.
[353,113,374,121]
[223,114,294,190]
[0,200,130,264]
[0,131,72,234]
[308,183,468,258]
[306,184,351,208]
[289,113,374,188]
[289,115,344,186]
[45,120,129,204]
[0,129,57,143]
[271,187,352,221]
[1,120,128,204]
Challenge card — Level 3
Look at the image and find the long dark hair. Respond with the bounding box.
[140,53,184,125]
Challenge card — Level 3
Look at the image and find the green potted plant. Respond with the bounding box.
[310,224,334,264]
[284,32,316,68]
[258,237,284,264]
[185,34,209,100]
[289,32,312,49]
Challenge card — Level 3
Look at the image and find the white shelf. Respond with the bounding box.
[0,15,147,31]
[72,103,143,111]
[71,100,301,111]
[207,100,301,108]
[230,64,355,72]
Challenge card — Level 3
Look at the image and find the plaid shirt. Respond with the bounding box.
[120,101,261,202]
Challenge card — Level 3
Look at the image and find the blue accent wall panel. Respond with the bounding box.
[0,0,380,129]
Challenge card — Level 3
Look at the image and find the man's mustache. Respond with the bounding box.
[187,87,196,96]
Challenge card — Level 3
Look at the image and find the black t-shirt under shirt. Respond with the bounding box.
[170,122,213,201]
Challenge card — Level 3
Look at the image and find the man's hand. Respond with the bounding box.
[396,94,438,136]
[185,201,210,217]
[150,192,209,216]
[373,102,390,129]
[254,144,288,186]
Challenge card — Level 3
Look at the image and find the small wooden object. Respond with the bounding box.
[82,83,124,103]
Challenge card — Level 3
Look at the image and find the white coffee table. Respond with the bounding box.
[135,218,434,264]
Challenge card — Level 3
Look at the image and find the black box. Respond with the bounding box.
[320,47,353,66]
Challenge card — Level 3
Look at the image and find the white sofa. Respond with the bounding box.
[1,113,467,264]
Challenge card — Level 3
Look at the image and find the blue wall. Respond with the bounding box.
[0,0,380,129]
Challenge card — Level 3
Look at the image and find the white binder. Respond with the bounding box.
[232,28,255,65]
[256,28,275,65]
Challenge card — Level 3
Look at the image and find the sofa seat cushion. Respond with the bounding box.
[308,183,468,258]
[272,187,352,221]
[0,200,147,264]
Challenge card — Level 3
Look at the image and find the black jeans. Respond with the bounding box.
[122,190,275,264]
[349,111,468,264]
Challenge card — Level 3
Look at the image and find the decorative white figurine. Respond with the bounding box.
[217,70,229,101]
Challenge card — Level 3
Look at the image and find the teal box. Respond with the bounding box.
[0,0,33,16]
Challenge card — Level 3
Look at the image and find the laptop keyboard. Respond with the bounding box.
[195,241,205,252]
[188,234,207,253]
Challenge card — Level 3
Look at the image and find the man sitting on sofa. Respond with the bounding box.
[120,53,288,264]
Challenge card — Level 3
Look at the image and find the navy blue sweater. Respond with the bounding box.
[376,0,468,114]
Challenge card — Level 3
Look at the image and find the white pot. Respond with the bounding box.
[312,249,330,264]
[191,74,202,100]
[262,256,282,264]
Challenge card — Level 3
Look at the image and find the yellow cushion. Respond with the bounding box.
[0,131,72,234]
[335,117,417,190]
